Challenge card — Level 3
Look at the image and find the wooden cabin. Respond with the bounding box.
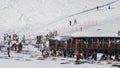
[49,30,120,54]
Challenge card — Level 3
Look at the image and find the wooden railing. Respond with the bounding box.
[49,43,120,50]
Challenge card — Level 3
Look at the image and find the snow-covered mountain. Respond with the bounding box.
[0,1,120,67]
[0,0,120,39]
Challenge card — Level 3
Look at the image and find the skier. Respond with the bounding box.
[84,49,89,59]
[96,6,99,11]
[75,50,79,61]
[17,46,20,53]
[74,19,77,24]
[69,20,72,26]
[7,47,10,57]
[63,49,67,58]
[11,43,15,50]
[8,41,11,45]
[69,48,74,58]
[108,5,111,9]
[14,43,17,51]
[19,42,23,51]
[91,50,97,61]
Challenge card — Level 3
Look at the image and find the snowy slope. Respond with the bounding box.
[0,0,120,38]
[1,0,120,67]
[72,1,120,37]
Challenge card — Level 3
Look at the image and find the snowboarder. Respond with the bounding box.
[7,47,10,57]
[69,20,72,26]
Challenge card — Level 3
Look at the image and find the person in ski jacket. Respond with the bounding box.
[17,46,20,53]
[75,50,79,61]
[91,50,97,61]
[96,6,99,11]
[7,47,10,57]
[69,20,72,26]
[108,5,111,9]
[74,19,77,24]
[63,49,67,58]
[19,42,23,51]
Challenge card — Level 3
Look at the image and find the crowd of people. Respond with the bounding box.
[5,41,120,62]
[41,47,120,62]
[41,48,98,61]
[7,42,23,57]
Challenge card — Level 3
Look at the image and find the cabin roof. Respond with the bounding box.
[72,30,120,38]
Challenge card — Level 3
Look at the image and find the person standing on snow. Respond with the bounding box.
[63,49,67,58]
[69,20,72,26]
[7,47,10,57]
[17,45,21,53]
[19,42,23,51]
[75,50,79,61]
[69,48,74,58]
[74,19,77,24]
[96,6,99,11]
[108,5,111,9]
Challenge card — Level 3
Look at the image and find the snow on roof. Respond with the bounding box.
[54,35,72,41]
[72,29,119,37]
